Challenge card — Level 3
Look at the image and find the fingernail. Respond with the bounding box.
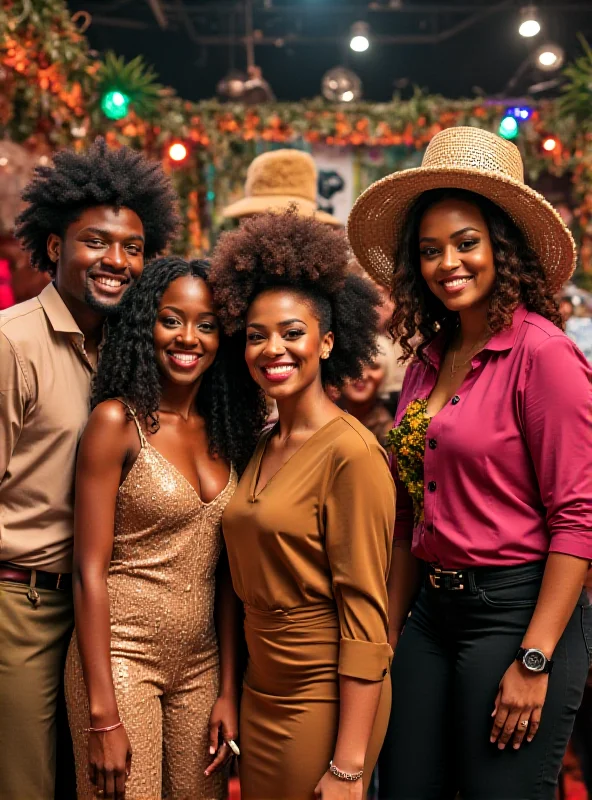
[498,743,505,750]
[490,737,496,743]
[513,744,520,750]
[209,746,216,755]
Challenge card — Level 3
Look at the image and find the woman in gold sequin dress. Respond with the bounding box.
[65,258,265,800]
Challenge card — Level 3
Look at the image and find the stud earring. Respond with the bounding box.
[321,351,331,360]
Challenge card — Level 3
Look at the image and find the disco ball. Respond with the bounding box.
[322,67,362,103]
[217,70,248,100]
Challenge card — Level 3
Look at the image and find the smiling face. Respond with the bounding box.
[341,357,386,406]
[245,288,333,401]
[48,205,145,315]
[153,275,220,388]
[418,198,496,314]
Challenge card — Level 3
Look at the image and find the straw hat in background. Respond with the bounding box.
[222,149,342,226]
[348,126,576,294]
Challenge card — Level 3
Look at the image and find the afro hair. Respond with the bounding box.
[209,209,381,389]
[15,137,179,274]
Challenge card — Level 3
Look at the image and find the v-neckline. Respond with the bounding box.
[250,416,344,502]
[120,441,234,507]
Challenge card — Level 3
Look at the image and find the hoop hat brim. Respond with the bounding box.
[223,193,342,227]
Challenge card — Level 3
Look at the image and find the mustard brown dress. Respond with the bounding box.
[65,404,237,800]
[222,415,395,800]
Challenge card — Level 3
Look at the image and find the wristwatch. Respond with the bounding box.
[515,647,554,674]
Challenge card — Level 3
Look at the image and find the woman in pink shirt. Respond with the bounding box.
[349,127,592,800]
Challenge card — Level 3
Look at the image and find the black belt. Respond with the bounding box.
[425,561,546,593]
[0,562,72,591]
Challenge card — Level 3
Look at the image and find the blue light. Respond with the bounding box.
[508,106,531,121]
[499,116,519,140]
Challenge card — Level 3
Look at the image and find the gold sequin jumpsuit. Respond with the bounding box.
[65,404,237,800]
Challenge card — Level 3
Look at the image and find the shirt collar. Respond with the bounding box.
[38,282,83,336]
[422,304,529,368]
[482,305,529,352]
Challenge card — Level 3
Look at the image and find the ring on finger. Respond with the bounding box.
[227,739,241,757]
[519,719,529,728]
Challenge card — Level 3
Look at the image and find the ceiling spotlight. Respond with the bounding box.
[518,5,541,38]
[535,43,565,71]
[350,21,370,52]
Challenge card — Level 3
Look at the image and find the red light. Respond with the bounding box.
[542,137,558,153]
[168,142,188,162]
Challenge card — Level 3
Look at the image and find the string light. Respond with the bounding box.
[168,142,188,162]
[542,136,559,153]
[100,90,130,120]
[508,106,532,121]
[499,116,519,140]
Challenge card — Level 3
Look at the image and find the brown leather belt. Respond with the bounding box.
[0,563,72,591]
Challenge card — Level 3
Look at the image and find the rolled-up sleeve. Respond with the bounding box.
[324,438,394,681]
[523,335,592,559]
[0,330,28,482]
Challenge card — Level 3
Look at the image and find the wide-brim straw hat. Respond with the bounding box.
[348,126,576,293]
[223,149,342,226]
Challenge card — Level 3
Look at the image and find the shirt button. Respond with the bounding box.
[451,395,460,405]
[428,481,437,492]
[428,438,437,449]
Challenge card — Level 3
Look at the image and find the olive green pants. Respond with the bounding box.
[0,580,73,800]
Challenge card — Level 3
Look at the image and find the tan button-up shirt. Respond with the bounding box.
[0,283,93,572]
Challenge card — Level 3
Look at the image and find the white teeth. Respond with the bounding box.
[444,278,472,288]
[265,365,295,375]
[95,277,124,288]
[170,353,198,363]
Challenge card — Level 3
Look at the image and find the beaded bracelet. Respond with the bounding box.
[86,721,123,734]
[329,761,364,782]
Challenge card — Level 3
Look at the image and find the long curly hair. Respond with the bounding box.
[390,188,563,363]
[15,137,179,275]
[93,257,266,473]
[209,209,381,389]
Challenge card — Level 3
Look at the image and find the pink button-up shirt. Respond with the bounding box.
[392,306,592,568]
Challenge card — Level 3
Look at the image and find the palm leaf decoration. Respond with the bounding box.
[97,51,164,118]
[558,34,592,128]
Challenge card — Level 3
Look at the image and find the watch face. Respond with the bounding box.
[523,649,546,672]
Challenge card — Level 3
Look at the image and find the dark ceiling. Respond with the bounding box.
[66,1,592,102]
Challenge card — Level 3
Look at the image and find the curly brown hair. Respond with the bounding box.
[209,209,380,389]
[390,188,563,363]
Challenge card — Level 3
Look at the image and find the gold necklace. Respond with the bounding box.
[450,335,490,377]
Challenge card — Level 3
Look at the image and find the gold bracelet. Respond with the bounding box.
[329,761,364,782]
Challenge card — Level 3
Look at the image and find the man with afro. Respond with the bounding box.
[0,137,178,799]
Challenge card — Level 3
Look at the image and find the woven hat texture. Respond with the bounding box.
[347,126,576,293]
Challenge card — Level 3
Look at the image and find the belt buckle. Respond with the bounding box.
[429,567,464,591]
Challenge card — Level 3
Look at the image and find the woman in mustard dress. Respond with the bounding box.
[210,210,395,800]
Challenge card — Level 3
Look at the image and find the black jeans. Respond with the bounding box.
[378,561,592,800]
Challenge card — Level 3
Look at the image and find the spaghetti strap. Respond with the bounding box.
[115,398,147,448]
